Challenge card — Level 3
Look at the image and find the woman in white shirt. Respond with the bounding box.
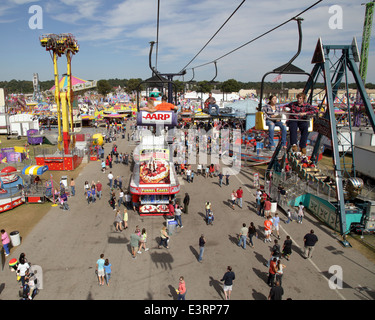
[230,191,236,210]
[17,260,30,287]
[297,202,304,224]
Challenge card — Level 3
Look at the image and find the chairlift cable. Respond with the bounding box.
[179,0,246,73]
[155,0,161,71]
[186,0,323,72]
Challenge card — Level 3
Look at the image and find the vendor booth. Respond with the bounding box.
[129,136,180,216]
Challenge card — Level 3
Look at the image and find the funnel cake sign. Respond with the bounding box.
[139,148,170,184]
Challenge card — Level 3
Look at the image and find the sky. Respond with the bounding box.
[0,0,374,84]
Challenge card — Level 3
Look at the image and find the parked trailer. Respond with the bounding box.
[354,145,375,183]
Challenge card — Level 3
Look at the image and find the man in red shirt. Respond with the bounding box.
[267,258,277,287]
[264,198,272,216]
[96,181,102,200]
[236,187,243,209]
[168,200,175,216]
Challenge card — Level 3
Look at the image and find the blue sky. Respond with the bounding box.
[0,0,374,83]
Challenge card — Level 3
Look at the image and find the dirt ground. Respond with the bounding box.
[0,162,87,248]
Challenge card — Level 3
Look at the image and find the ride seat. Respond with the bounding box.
[255,111,314,132]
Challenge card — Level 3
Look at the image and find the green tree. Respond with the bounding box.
[173,80,185,93]
[125,78,143,94]
[221,79,241,93]
[193,81,212,94]
[97,79,112,96]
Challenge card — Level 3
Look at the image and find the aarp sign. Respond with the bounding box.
[137,111,177,127]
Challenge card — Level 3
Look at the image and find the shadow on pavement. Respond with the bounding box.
[209,276,224,300]
[150,251,174,270]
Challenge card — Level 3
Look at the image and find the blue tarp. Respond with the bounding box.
[225,99,259,117]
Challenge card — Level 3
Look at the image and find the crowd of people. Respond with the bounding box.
[1,91,327,301]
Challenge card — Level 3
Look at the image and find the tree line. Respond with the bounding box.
[1,78,374,95]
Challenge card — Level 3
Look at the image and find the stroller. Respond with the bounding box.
[207,211,214,225]
[19,272,39,300]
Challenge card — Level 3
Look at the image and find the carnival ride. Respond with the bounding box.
[38,33,83,170]
[0,166,24,213]
[40,33,78,154]
[256,27,375,243]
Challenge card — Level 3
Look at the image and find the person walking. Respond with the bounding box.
[303,229,318,259]
[267,257,277,287]
[218,172,223,187]
[70,178,75,197]
[104,259,112,286]
[109,194,116,211]
[96,181,102,200]
[220,266,235,300]
[237,223,248,250]
[138,228,149,253]
[118,189,124,208]
[230,190,236,210]
[264,216,273,243]
[205,201,211,222]
[266,239,281,267]
[198,234,206,263]
[130,232,142,259]
[282,235,293,261]
[186,167,191,183]
[297,202,304,224]
[123,208,128,229]
[176,276,187,300]
[236,187,243,209]
[248,222,258,248]
[285,209,292,224]
[60,191,69,210]
[86,188,93,205]
[273,213,280,239]
[96,254,105,286]
[168,200,175,217]
[125,192,132,210]
[275,260,286,286]
[158,226,169,249]
[17,256,30,287]
[255,189,262,214]
[84,180,90,195]
[264,198,272,216]
[183,193,190,214]
[225,173,230,186]
[1,229,11,257]
[107,171,114,188]
[114,209,123,232]
[268,280,284,300]
[190,171,195,183]
[174,203,183,228]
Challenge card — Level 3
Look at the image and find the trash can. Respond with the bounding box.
[10,231,21,247]
[271,202,278,213]
[167,220,177,236]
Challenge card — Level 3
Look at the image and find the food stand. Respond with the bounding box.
[129,135,180,216]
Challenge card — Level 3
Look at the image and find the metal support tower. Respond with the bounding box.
[307,40,375,235]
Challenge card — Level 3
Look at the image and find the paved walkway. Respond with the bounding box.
[1,124,375,300]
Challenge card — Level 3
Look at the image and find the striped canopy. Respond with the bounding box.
[49,75,87,91]
[22,165,49,176]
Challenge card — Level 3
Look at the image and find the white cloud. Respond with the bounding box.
[8,0,40,4]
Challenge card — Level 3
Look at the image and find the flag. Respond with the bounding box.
[272,74,282,82]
